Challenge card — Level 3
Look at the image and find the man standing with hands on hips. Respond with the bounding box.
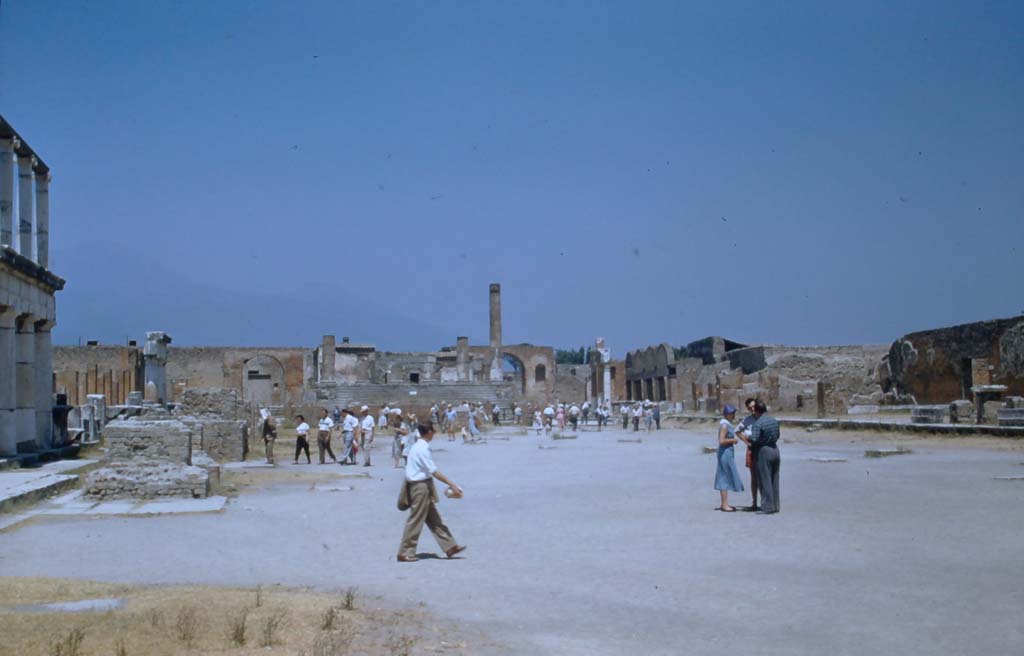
[397,422,466,562]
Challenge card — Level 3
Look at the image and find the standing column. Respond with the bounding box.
[0,137,15,247]
[488,283,503,381]
[15,314,36,449]
[321,335,336,382]
[143,331,172,403]
[17,154,36,259]
[0,307,16,455]
[35,173,49,269]
[34,319,54,449]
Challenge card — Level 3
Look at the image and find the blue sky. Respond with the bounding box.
[1,1,1021,353]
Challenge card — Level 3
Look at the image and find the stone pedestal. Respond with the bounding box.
[911,406,947,424]
[972,385,1007,425]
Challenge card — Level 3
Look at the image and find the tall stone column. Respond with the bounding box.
[0,307,16,455]
[596,338,612,406]
[488,283,503,381]
[15,314,36,448]
[17,155,35,259]
[34,173,49,269]
[34,319,54,448]
[456,336,469,382]
[321,335,336,382]
[0,137,15,248]
[143,331,172,404]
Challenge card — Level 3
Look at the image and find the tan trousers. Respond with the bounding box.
[399,480,457,558]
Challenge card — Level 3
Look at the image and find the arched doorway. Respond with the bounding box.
[502,353,526,395]
[242,354,285,406]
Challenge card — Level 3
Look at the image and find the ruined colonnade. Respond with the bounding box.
[0,116,63,457]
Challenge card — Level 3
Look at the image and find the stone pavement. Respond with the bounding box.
[1,425,1022,655]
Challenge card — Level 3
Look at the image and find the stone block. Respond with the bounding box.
[949,400,976,424]
[84,461,209,499]
[102,419,193,464]
[910,406,947,424]
[982,400,1003,424]
[176,387,247,420]
[997,407,1024,427]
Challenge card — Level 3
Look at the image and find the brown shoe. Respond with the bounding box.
[396,554,418,562]
[445,545,467,558]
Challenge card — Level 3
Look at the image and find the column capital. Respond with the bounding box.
[16,153,37,169]
[35,172,51,186]
[0,305,15,326]
[15,312,36,330]
[0,136,19,152]
[33,318,55,332]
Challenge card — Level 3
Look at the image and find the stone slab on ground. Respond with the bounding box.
[0,471,79,513]
[865,448,913,458]
[222,461,275,470]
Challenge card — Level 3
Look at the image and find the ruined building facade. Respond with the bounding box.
[0,116,64,457]
[53,284,558,417]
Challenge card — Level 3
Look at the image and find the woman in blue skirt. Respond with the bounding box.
[715,404,744,511]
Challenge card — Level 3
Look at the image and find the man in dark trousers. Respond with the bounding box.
[747,400,781,514]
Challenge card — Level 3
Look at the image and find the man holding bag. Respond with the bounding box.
[397,422,466,562]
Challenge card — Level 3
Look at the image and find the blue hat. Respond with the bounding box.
[723,404,737,415]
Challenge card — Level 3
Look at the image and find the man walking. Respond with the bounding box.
[339,408,360,465]
[397,422,466,562]
[359,405,376,467]
[747,400,781,514]
[317,409,337,464]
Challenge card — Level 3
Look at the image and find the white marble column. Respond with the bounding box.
[15,313,36,448]
[34,319,54,449]
[35,173,49,269]
[17,154,35,259]
[0,306,16,456]
[0,138,15,248]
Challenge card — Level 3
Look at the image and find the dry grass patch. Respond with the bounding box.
[0,577,479,655]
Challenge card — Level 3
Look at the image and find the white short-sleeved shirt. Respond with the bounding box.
[405,438,436,481]
[318,417,334,431]
[342,415,359,432]
[296,422,310,436]
[360,415,375,434]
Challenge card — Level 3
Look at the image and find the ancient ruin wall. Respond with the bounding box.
[886,317,1024,404]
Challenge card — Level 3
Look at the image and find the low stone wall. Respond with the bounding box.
[180,417,249,462]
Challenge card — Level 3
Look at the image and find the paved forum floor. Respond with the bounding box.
[1,424,1022,655]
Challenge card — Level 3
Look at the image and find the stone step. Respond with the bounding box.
[0,472,79,514]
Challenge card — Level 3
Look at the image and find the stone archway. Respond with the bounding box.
[502,352,527,395]
[242,354,285,406]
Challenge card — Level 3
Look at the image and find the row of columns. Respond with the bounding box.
[0,306,54,456]
[0,136,50,269]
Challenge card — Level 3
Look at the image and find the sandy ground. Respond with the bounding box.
[2,424,1023,655]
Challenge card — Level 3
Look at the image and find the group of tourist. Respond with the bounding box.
[528,401,613,434]
[618,400,662,432]
[712,398,782,514]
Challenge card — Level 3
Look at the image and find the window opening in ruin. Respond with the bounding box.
[247,371,271,380]
[570,368,577,376]
[535,364,546,382]
[410,373,420,383]
[668,366,677,376]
